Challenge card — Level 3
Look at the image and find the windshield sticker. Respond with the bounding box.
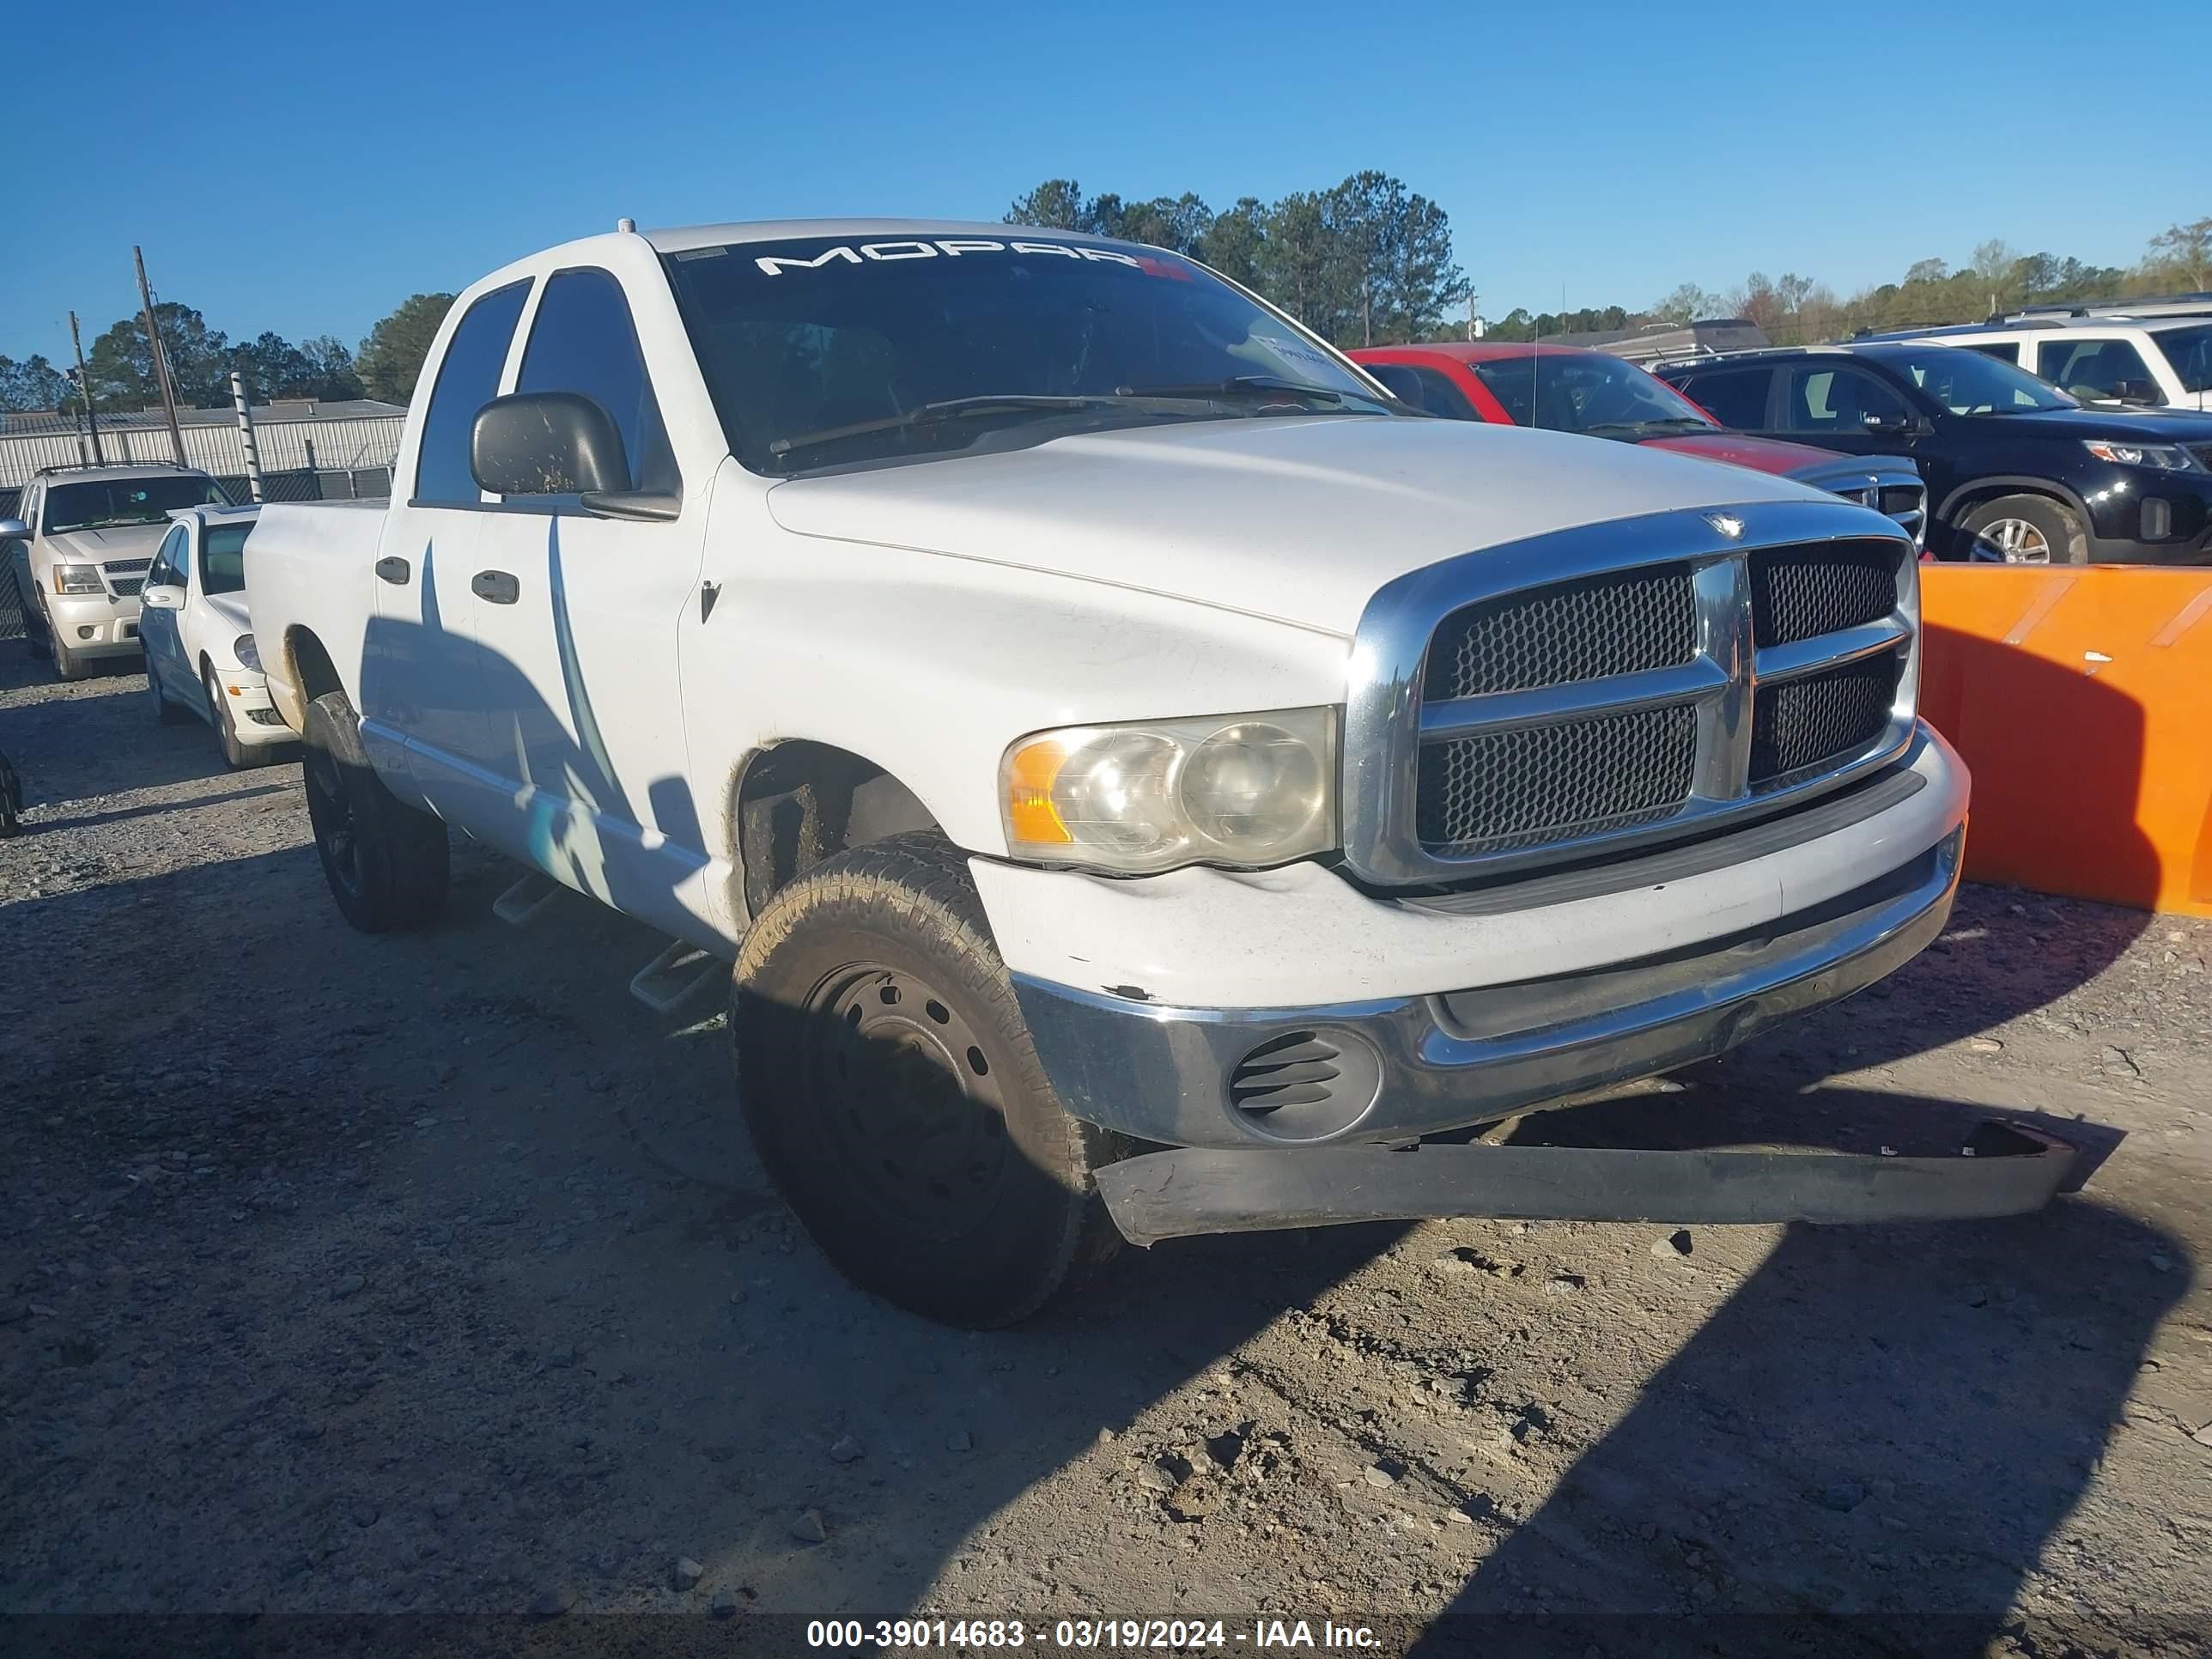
[754,240,1146,276]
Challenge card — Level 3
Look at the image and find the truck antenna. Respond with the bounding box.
[617,217,637,234]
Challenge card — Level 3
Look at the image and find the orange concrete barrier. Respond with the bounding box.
[1920,565,2212,917]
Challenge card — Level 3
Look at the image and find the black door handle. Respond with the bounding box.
[471,569,520,605]
[374,556,410,585]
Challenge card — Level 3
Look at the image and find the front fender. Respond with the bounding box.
[683,471,1354,860]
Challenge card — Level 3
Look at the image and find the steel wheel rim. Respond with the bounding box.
[803,962,1015,1240]
[304,742,363,897]
[1972,517,2050,564]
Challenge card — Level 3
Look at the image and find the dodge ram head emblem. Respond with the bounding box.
[1705,513,1746,540]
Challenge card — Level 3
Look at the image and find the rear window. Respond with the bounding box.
[200,523,252,595]
[1667,367,1771,429]
[1468,352,1713,436]
[414,280,530,505]
[2165,325,2212,394]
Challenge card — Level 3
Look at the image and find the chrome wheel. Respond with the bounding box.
[1970,517,2051,564]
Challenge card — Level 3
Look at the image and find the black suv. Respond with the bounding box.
[1656,343,2212,563]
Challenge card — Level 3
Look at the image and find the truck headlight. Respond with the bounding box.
[233,633,261,672]
[1001,708,1338,874]
[52,564,101,595]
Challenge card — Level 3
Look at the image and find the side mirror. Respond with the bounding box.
[470,392,632,498]
[0,518,28,540]
[140,584,184,611]
[1859,410,1911,434]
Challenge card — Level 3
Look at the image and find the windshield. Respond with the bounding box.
[1869,346,2076,415]
[44,476,230,533]
[200,522,251,595]
[1468,351,1716,437]
[2163,325,2212,394]
[663,234,1396,472]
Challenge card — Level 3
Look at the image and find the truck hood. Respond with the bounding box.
[44,523,169,563]
[766,416,1821,635]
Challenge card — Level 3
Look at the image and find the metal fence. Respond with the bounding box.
[0,409,400,642]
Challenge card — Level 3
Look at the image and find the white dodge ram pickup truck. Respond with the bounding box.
[247,219,2061,1327]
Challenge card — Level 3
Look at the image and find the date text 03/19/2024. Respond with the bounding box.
[805,1619,1382,1650]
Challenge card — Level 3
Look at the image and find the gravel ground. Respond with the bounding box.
[3,653,2209,1656]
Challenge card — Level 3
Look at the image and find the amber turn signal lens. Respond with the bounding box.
[1005,739,1072,845]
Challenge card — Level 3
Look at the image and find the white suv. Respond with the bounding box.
[1899,316,2212,413]
[1,465,233,679]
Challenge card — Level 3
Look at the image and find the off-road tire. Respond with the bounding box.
[732,831,1126,1328]
[301,690,448,933]
[1958,494,2088,565]
[205,664,270,769]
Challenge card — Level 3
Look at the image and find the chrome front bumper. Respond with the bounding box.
[1013,827,1963,1151]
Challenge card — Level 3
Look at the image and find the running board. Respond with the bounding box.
[491,870,566,927]
[1094,1121,2077,1247]
[629,939,721,1014]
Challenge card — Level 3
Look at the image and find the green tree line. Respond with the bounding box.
[6,209,2202,416]
[1007,173,1471,347]
[0,291,458,416]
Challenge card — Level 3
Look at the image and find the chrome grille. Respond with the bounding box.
[1424,566,1697,699]
[1750,540,1899,645]
[1417,706,1697,853]
[1343,500,1920,884]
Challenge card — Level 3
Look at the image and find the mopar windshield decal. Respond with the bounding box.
[753,240,1145,276]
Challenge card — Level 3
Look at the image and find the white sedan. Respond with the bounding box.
[141,505,293,769]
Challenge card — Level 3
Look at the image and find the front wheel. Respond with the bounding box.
[301,690,448,933]
[1958,495,2087,565]
[49,623,89,682]
[204,665,270,769]
[732,832,1124,1328]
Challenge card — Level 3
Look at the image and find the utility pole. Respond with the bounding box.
[68,311,105,466]
[133,245,188,467]
[1466,290,1479,343]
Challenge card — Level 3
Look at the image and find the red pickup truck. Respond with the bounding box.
[1351,342,1927,547]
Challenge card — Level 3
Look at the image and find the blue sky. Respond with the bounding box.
[7,0,2206,369]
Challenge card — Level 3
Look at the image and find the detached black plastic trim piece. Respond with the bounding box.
[1095,1120,2075,1247]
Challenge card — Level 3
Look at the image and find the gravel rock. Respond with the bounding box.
[1817,1480,1868,1513]
[1364,1464,1399,1489]
[530,1586,575,1617]
[429,1491,461,1519]
[828,1433,865,1464]
[710,1585,739,1618]
[2100,1045,2142,1079]
[1967,1036,2005,1054]
[946,1430,973,1453]
[673,1556,704,1590]
[329,1274,366,1301]
[791,1509,828,1544]
[1650,1231,1693,1258]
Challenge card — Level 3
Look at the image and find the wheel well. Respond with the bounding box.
[732,741,940,920]
[287,628,343,706]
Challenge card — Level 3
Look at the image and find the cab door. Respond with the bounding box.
[365,279,531,826]
[462,265,709,938]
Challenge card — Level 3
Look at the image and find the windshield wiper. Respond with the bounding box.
[1112,375,1358,407]
[1582,417,1714,438]
[769,395,1133,460]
